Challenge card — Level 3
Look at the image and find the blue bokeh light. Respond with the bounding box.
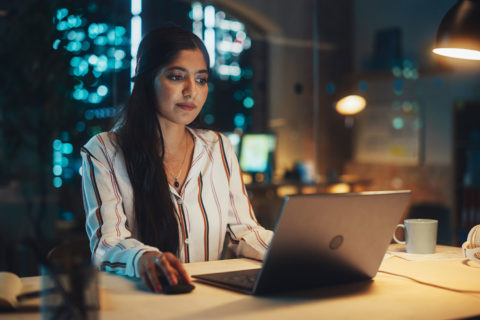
[107,30,116,44]
[61,211,75,222]
[56,21,68,31]
[394,78,404,95]
[75,30,86,41]
[62,143,73,154]
[66,41,82,52]
[78,60,89,74]
[52,39,61,50]
[97,85,108,96]
[326,82,335,95]
[53,151,62,164]
[97,23,108,33]
[67,30,76,41]
[73,88,88,100]
[358,80,368,92]
[392,117,404,130]
[94,36,107,46]
[67,15,82,28]
[53,139,62,150]
[88,93,101,104]
[88,23,99,38]
[243,97,254,109]
[95,55,108,72]
[234,113,246,127]
[115,26,126,37]
[76,121,86,132]
[88,54,98,65]
[84,110,95,120]
[53,165,63,176]
[114,49,126,60]
[204,114,215,125]
[70,56,81,67]
[53,177,63,188]
[56,8,69,21]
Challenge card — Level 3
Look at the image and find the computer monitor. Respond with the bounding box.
[223,132,241,156]
[239,133,276,173]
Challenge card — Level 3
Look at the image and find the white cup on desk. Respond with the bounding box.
[393,219,438,254]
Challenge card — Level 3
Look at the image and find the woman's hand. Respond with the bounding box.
[137,251,191,293]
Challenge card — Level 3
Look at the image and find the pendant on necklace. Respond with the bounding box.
[174,179,180,188]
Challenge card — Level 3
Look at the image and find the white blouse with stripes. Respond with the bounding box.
[81,128,273,278]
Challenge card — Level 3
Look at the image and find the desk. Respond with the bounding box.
[2,246,480,320]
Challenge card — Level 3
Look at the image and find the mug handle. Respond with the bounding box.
[393,224,406,244]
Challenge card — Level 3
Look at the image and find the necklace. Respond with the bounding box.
[169,133,188,189]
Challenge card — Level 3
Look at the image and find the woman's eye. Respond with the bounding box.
[167,74,184,81]
[196,78,208,85]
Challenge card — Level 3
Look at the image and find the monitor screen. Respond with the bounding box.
[223,132,241,156]
[239,133,276,173]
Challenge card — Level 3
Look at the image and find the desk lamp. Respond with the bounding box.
[433,0,480,60]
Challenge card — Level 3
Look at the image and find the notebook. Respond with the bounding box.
[193,190,411,295]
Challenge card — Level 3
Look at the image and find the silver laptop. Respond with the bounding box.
[193,190,411,295]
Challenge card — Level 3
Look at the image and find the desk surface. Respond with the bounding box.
[2,246,480,320]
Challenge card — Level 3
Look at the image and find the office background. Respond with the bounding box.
[1,0,480,276]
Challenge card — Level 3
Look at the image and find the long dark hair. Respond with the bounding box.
[114,27,210,254]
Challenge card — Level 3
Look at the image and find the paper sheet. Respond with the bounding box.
[386,244,464,261]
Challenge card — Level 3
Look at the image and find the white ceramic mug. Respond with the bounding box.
[393,219,438,254]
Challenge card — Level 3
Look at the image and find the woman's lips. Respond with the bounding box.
[176,102,196,111]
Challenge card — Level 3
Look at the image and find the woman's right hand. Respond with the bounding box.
[137,251,191,293]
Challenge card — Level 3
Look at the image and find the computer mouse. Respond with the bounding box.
[159,276,195,294]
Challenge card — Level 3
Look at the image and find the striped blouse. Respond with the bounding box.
[80,128,273,278]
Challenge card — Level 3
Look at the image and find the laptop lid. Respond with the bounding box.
[252,190,411,294]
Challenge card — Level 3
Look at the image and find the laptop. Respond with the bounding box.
[193,190,411,295]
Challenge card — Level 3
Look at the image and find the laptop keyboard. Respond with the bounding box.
[195,268,260,291]
[222,273,257,289]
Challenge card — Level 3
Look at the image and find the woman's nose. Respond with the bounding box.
[182,77,196,98]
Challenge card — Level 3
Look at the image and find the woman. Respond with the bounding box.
[81,26,273,293]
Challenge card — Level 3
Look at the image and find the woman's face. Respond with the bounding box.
[154,48,209,127]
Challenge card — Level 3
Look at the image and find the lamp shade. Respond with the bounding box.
[433,0,480,60]
[335,95,366,115]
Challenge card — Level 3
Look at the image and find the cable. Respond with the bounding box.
[378,270,480,295]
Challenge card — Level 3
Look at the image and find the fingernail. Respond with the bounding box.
[171,277,178,286]
[157,285,162,292]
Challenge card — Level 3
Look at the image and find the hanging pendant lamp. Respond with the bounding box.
[433,0,480,60]
[335,95,366,115]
